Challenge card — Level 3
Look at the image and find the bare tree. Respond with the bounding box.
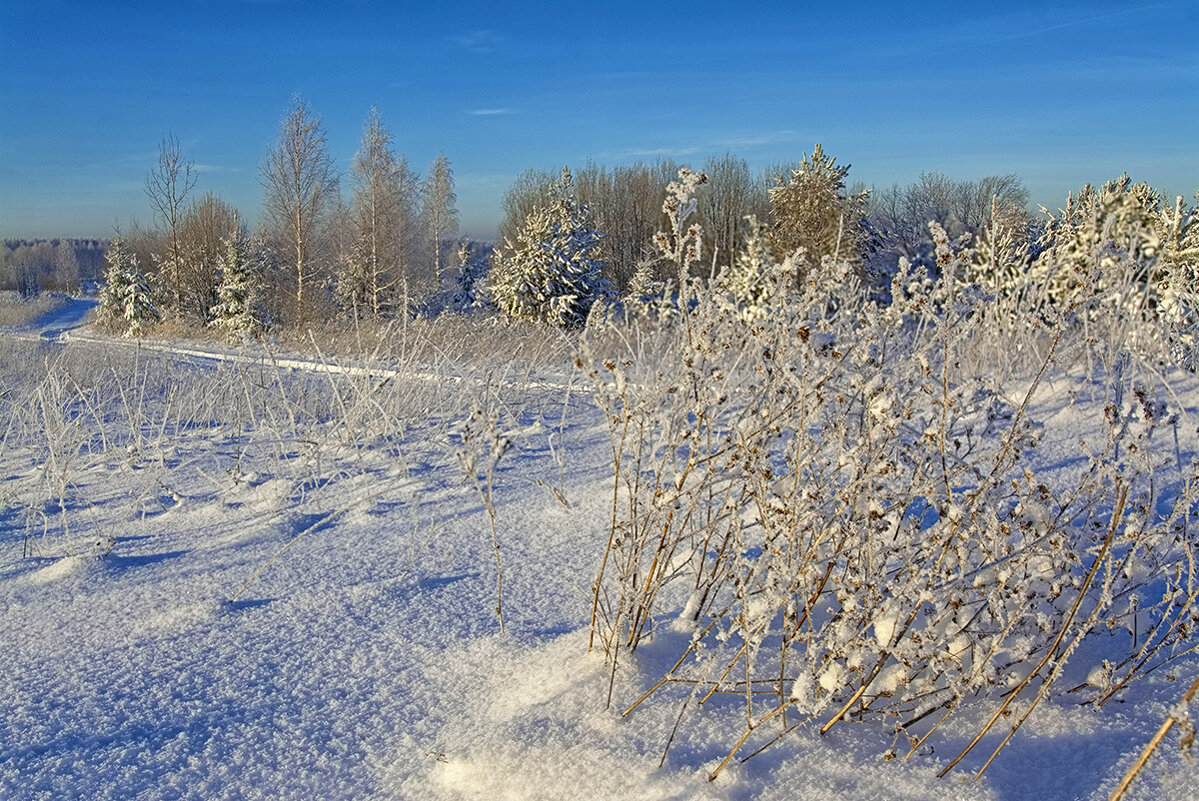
[868,172,1031,261]
[499,167,558,245]
[177,192,239,320]
[53,241,81,294]
[422,153,459,287]
[499,159,684,294]
[144,133,196,314]
[260,95,339,324]
[700,153,759,269]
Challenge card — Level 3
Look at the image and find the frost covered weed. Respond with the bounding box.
[580,175,1199,779]
[453,398,512,632]
[0,322,505,562]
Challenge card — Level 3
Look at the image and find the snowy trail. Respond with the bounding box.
[1,294,98,343]
[31,296,98,339]
[1,305,577,392]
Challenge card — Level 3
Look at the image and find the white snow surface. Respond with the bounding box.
[1,312,1197,800]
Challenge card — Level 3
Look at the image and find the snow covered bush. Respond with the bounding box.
[97,234,159,337]
[488,167,611,327]
[580,179,1199,780]
[1030,175,1199,369]
[1157,192,1199,371]
[209,226,265,342]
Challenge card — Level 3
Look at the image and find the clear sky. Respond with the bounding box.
[1,0,1196,240]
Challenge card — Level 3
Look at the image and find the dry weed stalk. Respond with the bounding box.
[1108,672,1199,801]
[580,206,1199,781]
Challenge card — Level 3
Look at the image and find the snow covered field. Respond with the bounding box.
[1,297,1197,801]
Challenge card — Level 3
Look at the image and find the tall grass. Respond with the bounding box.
[0,291,68,328]
[0,316,576,575]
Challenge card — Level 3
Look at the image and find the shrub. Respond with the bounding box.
[579,177,1199,781]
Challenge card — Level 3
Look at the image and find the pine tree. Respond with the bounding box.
[768,144,868,285]
[489,167,609,327]
[727,216,789,323]
[1158,192,1199,370]
[208,225,264,342]
[622,259,674,321]
[98,234,159,337]
[451,240,491,313]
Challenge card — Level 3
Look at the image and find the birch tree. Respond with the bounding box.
[144,133,196,314]
[260,95,339,324]
[422,153,459,287]
[339,108,415,317]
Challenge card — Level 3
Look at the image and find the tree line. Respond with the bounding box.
[482,145,1039,326]
[1,239,106,297]
[46,92,1179,339]
[97,96,460,338]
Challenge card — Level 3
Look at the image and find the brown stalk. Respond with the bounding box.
[707,700,792,782]
[589,411,629,652]
[1108,672,1199,801]
[938,482,1127,778]
[621,617,721,717]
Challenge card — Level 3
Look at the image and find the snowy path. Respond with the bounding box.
[1,302,575,392]
[30,296,98,339]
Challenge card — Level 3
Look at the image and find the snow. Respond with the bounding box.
[1,305,1197,801]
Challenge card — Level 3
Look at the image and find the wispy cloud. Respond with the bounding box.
[605,145,702,159]
[466,108,513,116]
[715,130,797,148]
[193,164,242,174]
[450,29,506,54]
[945,6,1160,54]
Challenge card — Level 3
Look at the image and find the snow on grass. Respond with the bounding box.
[1,326,1197,801]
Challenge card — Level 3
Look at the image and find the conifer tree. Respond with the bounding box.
[489,167,609,327]
[451,240,491,312]
[727,216,788,323]
[98,234,159,337]
[768,144,868,284]
[209,224,264,342]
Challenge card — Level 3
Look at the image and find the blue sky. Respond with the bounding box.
[1,0,1196,240]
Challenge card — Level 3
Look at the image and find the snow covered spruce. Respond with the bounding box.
[488,167,611,328]
[96,234,159,337]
